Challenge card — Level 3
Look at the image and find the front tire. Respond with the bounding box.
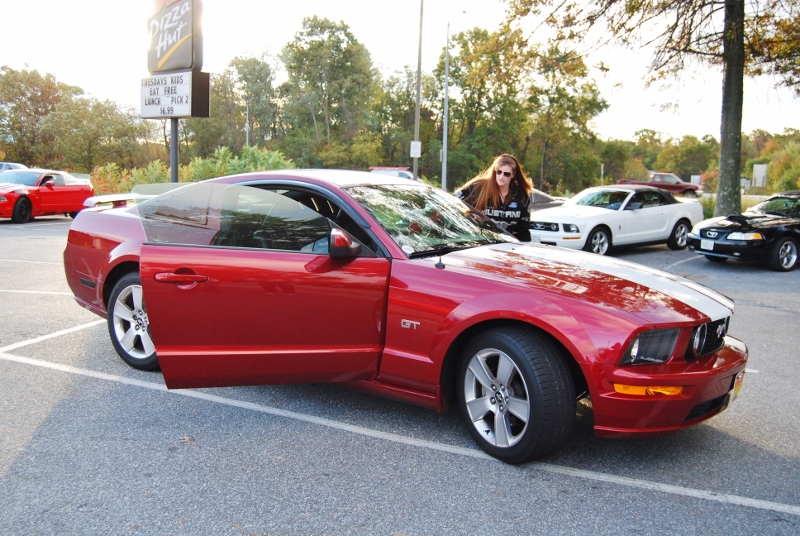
[107,272,159,370]
[582,227,611,255]
[768,236,798,272]
[11,198,32,223]
[666,220,691,250]
[457,327,575,464]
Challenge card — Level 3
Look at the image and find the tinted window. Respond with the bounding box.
[138,182,331,253]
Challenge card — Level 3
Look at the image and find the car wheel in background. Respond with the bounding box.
[768,236,798,272]
[457,327,575,464]
[682,190,697,198]
[667,220,691,250]
[107,272,159,370]
[11,197,32,223]
[69,211,79,219]
[583,227,611,255]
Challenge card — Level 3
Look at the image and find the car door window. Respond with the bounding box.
[138,182,331,253]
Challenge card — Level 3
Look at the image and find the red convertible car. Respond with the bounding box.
[63,170,747,463]
[0,169,94,223]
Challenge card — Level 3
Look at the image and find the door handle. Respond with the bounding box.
[154,272,209,284]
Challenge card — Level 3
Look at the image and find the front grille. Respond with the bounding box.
[685,317,729,361]
[531,222,559,232]
[700,229,729,239]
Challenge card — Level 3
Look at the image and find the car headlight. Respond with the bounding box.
[0,196,6,202]
[621,328,680,366]
[727,232,764,241]
[563,223,579,233]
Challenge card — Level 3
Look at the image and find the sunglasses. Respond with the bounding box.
[495,170,513,178]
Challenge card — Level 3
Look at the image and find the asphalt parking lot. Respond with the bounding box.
[1,216,798,535]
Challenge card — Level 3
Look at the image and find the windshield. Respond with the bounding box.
[748,196,800,217]
[345,183,516,256]
[573,189,631,210]
[0,170,41,186]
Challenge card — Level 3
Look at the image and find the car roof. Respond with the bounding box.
[234,169,422,188]
[583,184,671,193]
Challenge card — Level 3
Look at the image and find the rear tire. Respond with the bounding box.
[457,327,575,464]
[582,227,611,255]
[767,236,798,272]
[107,272,159,370]
[11,198,32,223]
[666,220,691,250]
[682,190,697,198]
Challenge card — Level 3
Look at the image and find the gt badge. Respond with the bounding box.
[401,319,420,330]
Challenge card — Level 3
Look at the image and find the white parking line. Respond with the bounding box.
[664,255,704,271]
[1,327,798,518]
[0,289,73,296]
[0,320,105,353]
[0,259,62,265]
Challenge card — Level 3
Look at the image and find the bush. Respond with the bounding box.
[90,147,295,194]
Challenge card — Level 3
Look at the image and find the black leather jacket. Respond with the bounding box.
[455,183,531,241]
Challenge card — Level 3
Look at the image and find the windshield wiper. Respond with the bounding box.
[408,243,476,259]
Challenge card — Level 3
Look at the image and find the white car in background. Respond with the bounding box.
[529,185,705,255]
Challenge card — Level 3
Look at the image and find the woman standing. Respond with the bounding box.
[454,154,532,241]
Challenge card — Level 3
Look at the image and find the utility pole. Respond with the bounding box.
[442,21,450,191]
[412,0,424,180]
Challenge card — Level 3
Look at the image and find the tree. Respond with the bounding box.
[280,17,375,147]
[506,0,800,216]
[525,47,608,190]
[434,27,535,186]
[0,66,82,166]
[182,66,244,159]
[41,98,153,172]
[230,54,279,145]
[654,135,719,181]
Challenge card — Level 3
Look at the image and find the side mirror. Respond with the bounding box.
[626,202,642,210]
[43,179,55,187]
[329,227,362,258]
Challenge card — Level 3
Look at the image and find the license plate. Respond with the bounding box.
[700,239,714,251]
[530,236,541,243]
[731,370,745,401]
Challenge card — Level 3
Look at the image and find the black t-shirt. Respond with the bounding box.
[455,182,531,241]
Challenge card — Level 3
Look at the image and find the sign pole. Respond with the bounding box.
[170,118,179,183]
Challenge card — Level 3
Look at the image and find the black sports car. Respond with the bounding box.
[688,191,800,271]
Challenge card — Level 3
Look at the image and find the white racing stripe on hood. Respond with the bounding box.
[487,243,735,321]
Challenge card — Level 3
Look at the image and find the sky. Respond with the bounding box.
[2,0,798,142]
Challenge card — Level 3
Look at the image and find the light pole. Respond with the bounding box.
[442,21,450,191]
[412,0,424,181]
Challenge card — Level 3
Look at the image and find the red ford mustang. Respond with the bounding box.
[63,170,747,463]
[0,169,94,223]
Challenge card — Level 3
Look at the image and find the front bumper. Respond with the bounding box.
[688,236,770,262]
[590,336,748,437]
[529,233,584,249]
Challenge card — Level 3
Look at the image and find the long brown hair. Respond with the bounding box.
[460,154,532,211]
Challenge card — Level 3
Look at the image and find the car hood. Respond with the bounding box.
[700,213,799,231]
[437,242,733,324]
[0,182,29,193]
[530,204,612,221]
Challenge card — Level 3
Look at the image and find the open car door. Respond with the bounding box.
[136,180,391,389]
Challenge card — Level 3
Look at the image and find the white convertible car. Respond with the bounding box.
[528,185,705,255]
